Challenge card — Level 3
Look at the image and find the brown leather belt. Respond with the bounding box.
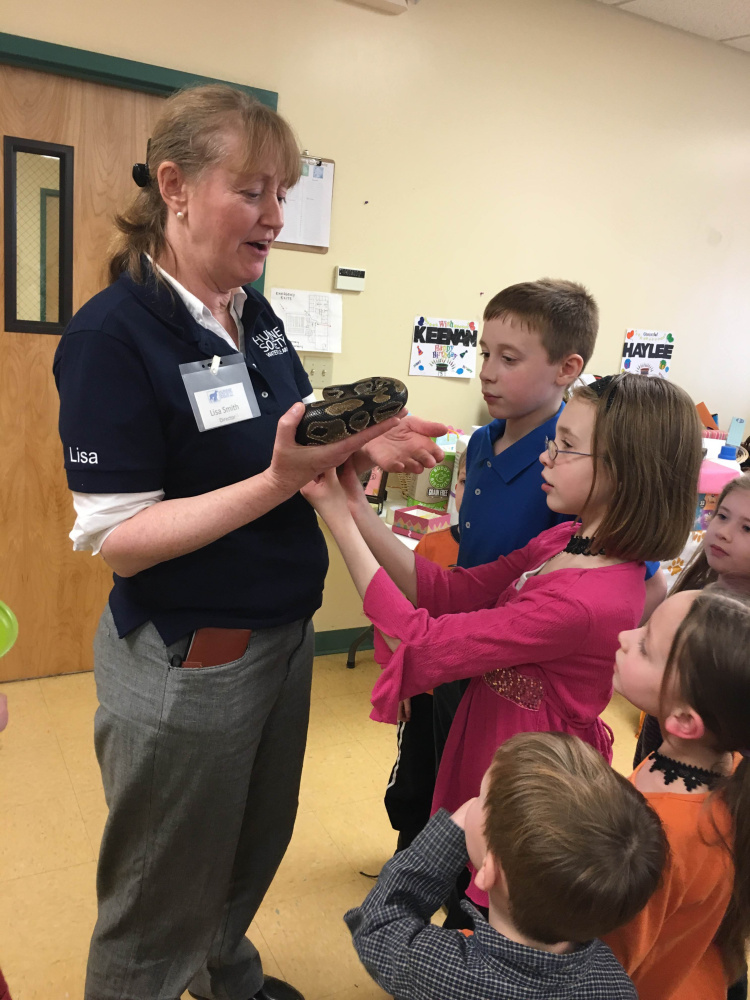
[182,627,252,669]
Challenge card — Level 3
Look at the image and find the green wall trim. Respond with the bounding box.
[314,626,374,658]
[0,32,277,108]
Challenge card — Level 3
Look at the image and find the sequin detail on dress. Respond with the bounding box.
[482,667,544,711]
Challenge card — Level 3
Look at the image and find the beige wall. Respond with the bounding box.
[7,0,750,629]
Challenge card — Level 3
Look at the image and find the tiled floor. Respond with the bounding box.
[0,653,640,1000]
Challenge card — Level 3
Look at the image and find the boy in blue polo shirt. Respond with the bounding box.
[432,278,599,768]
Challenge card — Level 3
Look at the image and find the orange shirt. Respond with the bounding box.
[413,526,459,572]
[603,759,734,1000]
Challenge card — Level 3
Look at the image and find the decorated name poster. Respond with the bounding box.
[620,329,674,378]
[410,316,477,378]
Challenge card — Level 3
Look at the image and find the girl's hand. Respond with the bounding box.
[338,458,371,515]
[300,468,350,522]
[397,698,412,722]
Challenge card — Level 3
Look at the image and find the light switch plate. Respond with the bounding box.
[301,353,335,390]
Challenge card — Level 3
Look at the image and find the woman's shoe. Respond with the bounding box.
[295,376,408,446]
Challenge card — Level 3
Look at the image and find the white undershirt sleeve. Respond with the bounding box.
[70,491,165,555]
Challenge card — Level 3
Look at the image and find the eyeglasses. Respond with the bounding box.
[545,437,593,462]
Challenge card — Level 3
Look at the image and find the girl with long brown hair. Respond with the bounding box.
[607,587,750,999]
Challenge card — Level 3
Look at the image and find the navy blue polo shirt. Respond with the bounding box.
[458,405,568,569]
[53,267,328,643]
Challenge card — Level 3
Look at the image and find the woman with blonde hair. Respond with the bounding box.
[53,84,443,1000]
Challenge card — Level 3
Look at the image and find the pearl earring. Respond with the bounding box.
[176,211,184,220]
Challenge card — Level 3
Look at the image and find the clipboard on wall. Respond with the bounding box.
[275,153,335,255]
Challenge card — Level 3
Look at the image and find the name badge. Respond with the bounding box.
[179,353,261,432]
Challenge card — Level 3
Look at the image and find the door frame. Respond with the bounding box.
[0,31,277,107]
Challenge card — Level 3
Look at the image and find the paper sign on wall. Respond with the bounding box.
[270,288,343,353]
[620,329,674,378]
[410,316,477,379]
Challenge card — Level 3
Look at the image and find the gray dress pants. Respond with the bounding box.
[84,605,314,1000]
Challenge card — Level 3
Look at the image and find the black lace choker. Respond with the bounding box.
[648,750,723,791]
[564,535,605,557]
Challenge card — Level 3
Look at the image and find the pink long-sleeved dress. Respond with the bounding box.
[364,522,645,851]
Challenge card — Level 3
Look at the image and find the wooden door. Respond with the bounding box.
[0,65,165,681]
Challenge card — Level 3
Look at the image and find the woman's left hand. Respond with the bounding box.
[357,414,448,475]
[300,468,350,522]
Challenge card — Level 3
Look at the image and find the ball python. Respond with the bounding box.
[296,377,408,445]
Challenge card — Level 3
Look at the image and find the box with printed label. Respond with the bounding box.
[392,505,452,540]
[403,453,456,511]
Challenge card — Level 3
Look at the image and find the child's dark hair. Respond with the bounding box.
[661,589,750,979]
[673,474,750,593]
[483,279,598,367]
[572,374,702,562]
[483,732,667,944]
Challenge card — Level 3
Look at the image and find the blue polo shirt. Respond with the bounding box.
[458,405,568,568]
[53,266,328,643]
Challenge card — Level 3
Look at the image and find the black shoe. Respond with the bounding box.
[295,377,407,445]
[189,975,305,1000]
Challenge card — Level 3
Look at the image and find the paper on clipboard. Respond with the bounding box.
[277,159,334,248]
[271,288,343,353]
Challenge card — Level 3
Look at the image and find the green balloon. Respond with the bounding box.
[0,601,18,658]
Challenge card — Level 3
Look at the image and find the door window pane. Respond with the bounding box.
[3,137,73,334]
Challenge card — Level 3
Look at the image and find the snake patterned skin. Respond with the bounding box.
[295,377,408,445]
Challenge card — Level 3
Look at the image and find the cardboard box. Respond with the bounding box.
[392,505,452,539]
[403,453,456,511]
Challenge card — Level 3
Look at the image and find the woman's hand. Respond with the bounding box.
[300,468,351,522]
[356,414,448,475]
[266,403,400,496]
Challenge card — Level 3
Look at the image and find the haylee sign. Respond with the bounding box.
[410,316,477,379]
[620,328,674,379]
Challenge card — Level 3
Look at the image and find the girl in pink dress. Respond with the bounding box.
[302,375,701,902]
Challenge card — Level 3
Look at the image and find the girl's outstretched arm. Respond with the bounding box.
[337,460,419,604]
[301,469,402,650]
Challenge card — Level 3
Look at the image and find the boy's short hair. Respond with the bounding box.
[484,732,667,945]
[483,279,598,367]
[573,374,702,562]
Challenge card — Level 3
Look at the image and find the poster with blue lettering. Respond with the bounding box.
[620,328,674,378]
[410,316,477,378]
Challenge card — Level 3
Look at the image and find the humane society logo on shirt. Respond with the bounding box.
[252,326,288,358]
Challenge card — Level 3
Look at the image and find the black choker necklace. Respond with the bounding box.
[648,750,723,792]
[564,535,605,557]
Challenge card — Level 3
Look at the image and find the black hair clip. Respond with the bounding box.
[588,374,623,412]
[132,138,152,188]
[132,162,150,187]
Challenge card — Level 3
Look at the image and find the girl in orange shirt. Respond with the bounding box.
[604,587,750,1000]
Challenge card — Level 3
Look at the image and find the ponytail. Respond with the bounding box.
[662,589,750,978]
[714,758,750,979]
[108,185,167,285]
